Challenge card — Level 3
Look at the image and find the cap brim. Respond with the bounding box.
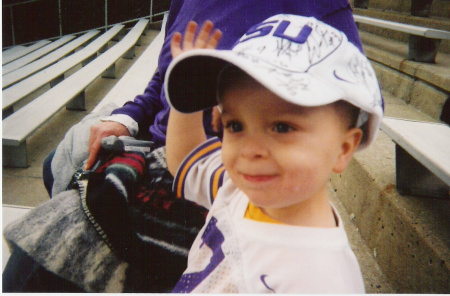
[166,50,231,113]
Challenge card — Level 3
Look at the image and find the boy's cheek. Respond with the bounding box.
[220,146,233,168]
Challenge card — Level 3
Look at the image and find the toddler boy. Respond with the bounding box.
[165,14,383,293]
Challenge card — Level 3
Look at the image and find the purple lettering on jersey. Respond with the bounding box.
[172,216,225,293]
[273,21,312,44]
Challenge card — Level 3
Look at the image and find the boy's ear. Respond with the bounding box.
[333,128,363,174]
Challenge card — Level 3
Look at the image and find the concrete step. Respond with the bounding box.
[352,0,450,19]
[353,6,450,54]
[430,0,450,19]
[328,185,395,293]
[339,12,450,292]
[360,31,450,92]
[330,91,450,292]
[359,30,449,121]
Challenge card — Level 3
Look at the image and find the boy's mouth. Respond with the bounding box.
[243,174,278,182]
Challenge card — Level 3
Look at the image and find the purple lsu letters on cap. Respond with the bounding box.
[165,14,384,149]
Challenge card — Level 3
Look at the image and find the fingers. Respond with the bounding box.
[194,21,213,48]
[85,125,103,170]
[206,29,222,50]
[85,122,130,170]
[85,139,101,170]
[191,20,222,50]
[182,21,198,51]
[170,21,198,59]
[170,20,222,59]
[170,32,183,59]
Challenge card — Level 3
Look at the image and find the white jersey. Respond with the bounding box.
[172,138,365,293]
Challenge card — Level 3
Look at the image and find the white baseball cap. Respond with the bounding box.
[165,14,384,149]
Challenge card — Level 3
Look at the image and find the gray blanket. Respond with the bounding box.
[3,189,127,292]
[4,104,124,292]
[51,103,117,196]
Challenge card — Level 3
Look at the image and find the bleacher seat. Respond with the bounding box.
[2,35,75,75]
[2,30,100,89]
[2,19,149,168]
[2,40,51,65]
[381,117,450,198]
[93,17,166,112]
[2,25,125,117]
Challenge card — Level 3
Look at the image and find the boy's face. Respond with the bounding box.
[220,79,359,222]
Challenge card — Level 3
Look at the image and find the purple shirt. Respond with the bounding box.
[112,0,363,148]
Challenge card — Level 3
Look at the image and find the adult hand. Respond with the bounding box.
[85,121,130,170]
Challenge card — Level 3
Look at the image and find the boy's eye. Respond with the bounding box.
[274,122,293,133]
[225,121,243,133]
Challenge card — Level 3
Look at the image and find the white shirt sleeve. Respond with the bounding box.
[172,137,225,209]
[101,114,139,137]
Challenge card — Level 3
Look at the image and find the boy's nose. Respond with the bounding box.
[239,135,269,159]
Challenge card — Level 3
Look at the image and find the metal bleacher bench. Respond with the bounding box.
[381,117,450,199]
[2,30,101,89]
[353,14,450,63]
[2,18,151,168]
[93,15,167,112]
[2,35,76,75]
[2,25,125,117]
[2,40,51,65]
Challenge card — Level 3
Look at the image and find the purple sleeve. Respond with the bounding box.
[111,70,164,136]
[320,4,364,53]
[110,0,184,136]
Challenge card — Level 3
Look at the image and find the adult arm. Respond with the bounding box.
[85,0,186,170]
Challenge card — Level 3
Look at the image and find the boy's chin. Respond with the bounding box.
[245,193,298,210]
